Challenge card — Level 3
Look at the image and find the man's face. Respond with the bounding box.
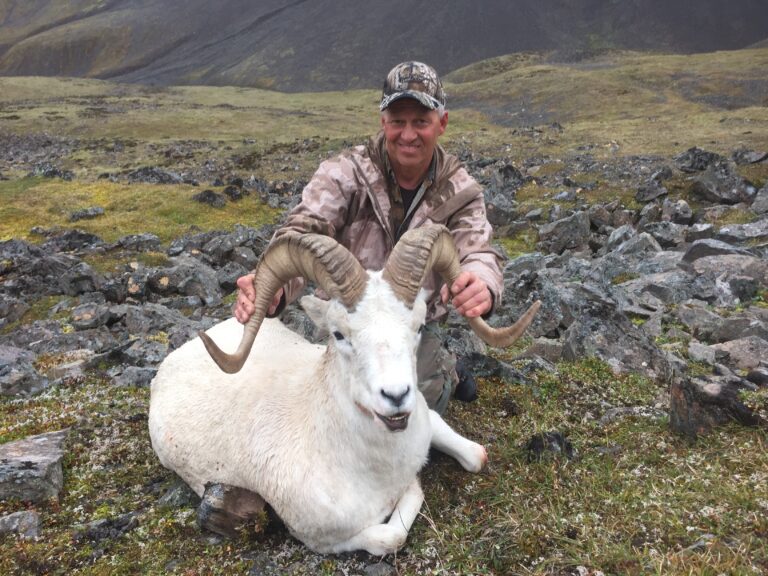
[381,99,447,177]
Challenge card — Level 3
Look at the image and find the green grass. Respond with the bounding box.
[1,359,765,575]
[0,178,281,244]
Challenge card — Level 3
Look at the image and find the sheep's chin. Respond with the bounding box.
[375,411,410,432]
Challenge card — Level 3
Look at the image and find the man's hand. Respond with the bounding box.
[440,271,492,318]
[234,274,283,324]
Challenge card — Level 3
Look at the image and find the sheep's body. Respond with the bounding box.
[150,274,485,554]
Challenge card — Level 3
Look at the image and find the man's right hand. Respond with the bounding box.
[234,274,283,323]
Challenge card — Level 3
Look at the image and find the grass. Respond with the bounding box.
[1,359,765,575]
[0,178,281,244]
[1,46,768,574]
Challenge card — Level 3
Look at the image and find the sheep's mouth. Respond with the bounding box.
[376,411,410,432]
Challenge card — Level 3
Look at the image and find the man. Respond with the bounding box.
[234,61,503,414]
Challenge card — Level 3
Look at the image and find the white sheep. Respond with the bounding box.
[149,225,540,555]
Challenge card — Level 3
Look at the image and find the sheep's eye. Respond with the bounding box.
[333,331,345,341]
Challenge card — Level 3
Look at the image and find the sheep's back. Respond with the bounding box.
[148,317,324,494]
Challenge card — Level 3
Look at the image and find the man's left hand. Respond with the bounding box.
[440,271,492,318]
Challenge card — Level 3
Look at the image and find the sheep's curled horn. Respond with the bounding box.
[381,225,541,348]
[199,232,368,373]
[200,225,541,373]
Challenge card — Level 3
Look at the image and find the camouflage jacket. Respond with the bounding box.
[275,131,504,322]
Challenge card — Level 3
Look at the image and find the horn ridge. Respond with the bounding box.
[200,232,367,373]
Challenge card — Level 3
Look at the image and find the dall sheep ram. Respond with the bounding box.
[149,225,540,555]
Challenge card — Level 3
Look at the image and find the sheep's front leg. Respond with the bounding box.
[329,479,424,556]
[429,409,487,472]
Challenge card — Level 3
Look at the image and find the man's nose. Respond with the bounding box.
[401,122,417,140]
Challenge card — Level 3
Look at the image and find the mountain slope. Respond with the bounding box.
[1,0,767,91]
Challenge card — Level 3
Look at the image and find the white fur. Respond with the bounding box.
[149,271,487,554]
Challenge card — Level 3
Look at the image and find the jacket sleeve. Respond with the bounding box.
[445,170,505,314]
[272,155,357,305]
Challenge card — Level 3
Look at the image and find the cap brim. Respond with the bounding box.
[380,90,441,111]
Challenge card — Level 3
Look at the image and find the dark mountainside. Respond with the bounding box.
[1,0,767,91]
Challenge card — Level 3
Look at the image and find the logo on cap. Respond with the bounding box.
[380,61,446,111]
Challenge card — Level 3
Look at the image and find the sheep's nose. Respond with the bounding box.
[381,386,410,408]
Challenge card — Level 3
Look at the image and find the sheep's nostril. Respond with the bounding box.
[381,386,410,408]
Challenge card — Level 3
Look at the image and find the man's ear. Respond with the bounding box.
[439,111,448,134]
[300,295,330,328]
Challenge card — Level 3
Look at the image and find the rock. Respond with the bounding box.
[524,431,575,462]
[69,206,105,222]
[684,223,715,242]
[605,224,636,251]
[41,229,104,252]
[216,261,249,292]
[58,262,104,296]
[751,184,768,214]
[675,302,725,341]
[0,510,41,540]
[0,345,48,397]
[681,239,754,264]
[73,512,139,543]
[112,366,157,387]
[674,147,725,173]
[116,233,162,252]
[687,341,727,365]
[364,562,396,576]
[689,255,768,288]
[635,181,668,202]
[598,406,666,426]
[537,211,591,254]
[715,219,768,244]
[614,232,663,255]
[731,147,768,165]
[231,246,259,270]
[711,337,768,370]
[562,307,671,379]
[28,162,74,180]
[0,430,68,503]
[642,221,687,248]
[193,189,226,208]
[158,479,201,509]
[746,367,768,386]
[223,185,245,201]
[126,166,183,185]
[661,198,693,224]
[690,163,754,205]
[670,375,761,438]
[461,351,532,384]
[147,257,222,306]
[70,302,114,330]
[0,295,30,327]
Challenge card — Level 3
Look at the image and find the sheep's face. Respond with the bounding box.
[302,273,426,432]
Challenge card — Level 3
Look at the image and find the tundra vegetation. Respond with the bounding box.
[1,48,768,574]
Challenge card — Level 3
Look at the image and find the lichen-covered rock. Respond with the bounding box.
[0,430,68,503]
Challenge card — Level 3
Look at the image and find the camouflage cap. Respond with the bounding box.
[380,61,446,112]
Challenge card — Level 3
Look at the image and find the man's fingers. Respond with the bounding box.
[440,283,450,304]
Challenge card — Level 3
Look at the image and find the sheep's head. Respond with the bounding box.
[199,225,541,429]
[301,275,428,432]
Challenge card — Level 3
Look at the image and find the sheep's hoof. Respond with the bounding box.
[197,483,266,538]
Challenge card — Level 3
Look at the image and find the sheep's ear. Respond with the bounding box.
[300,295,330,328]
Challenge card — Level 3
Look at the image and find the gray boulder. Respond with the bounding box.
[0,511,41,540]
[0,430,68,503]
[0,345,48,397]
[537,211,591,254]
